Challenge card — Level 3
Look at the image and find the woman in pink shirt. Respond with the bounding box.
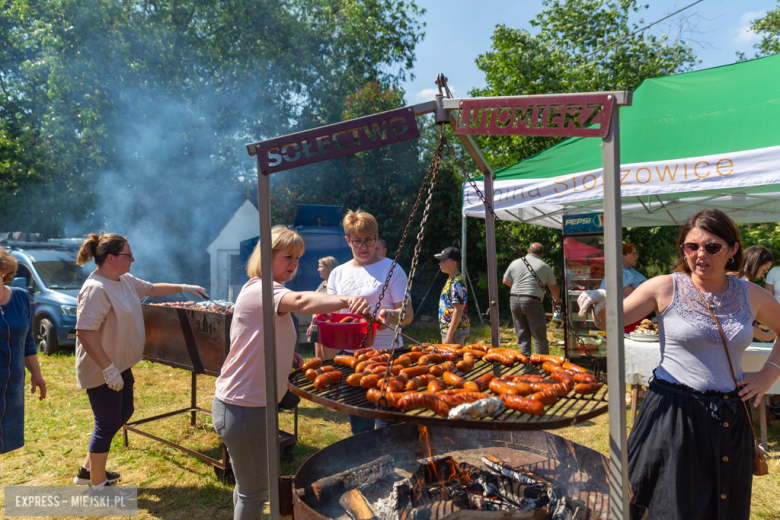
[212,226,370,520]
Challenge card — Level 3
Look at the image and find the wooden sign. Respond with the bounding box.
[250,107,420,175]
[453,94,615,138]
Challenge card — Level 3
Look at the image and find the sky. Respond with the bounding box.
[399,0,778,102]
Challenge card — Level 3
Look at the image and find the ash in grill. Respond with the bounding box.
[293,425,609,520]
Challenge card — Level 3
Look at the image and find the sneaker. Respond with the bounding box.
[74,467,121,486]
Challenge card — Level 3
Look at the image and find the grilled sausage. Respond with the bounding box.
[334,355,358,369]
[401,365,432,377]
[305,365,335,381]
[429,361,456,377]
[509,380,534,396]
[467,372,496,391]
[301,358,323,372]
[390,364,404,375]
[550,370,575,387]
[442,371,466,389]
[359,374,380,388]
[377,378,405,392]
[488,348,529,365]
[489,379,519,395]
[457,349,486,359]
[410,345,424,352]
[427,379,449,394]
[313,371,343,390]
[530,354,565,365]
[406,352,425,361]
[456,358,475,373]
[528,381,570,396]
[369,353,391,363]
[542,361,565,374]
[372,364,392,375]
[509,374,545,382]
[393,372,409,384]
[501,393,545,415]
[464,344,491,352]
[574,382,604,395]
[563,362,588,373]
[419,353,445,366]
[346,372,370,386]
[530,390,559,405]
[482,352,517,366]
[365,388,405,407]
[438,392,490,407]
[354,348,375,357]
[357,350,379,362]
[397,393,450,417]
[405,374,436,391]
[571,371,597,383]
[392,356,412,367]
[435,388,472,395]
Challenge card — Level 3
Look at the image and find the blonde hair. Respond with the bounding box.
[0,249,18,283]
[76,232,128,266]
[246,226,305,278]
[318,256,339,271]
[342,208,378,237]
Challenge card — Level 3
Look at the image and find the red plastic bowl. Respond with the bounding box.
[313,313,379,351]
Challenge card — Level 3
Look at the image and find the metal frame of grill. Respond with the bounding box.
[246,84,635,519]
[288,352,608,430]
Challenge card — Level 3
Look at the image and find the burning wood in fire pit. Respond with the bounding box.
[346,453,590,520]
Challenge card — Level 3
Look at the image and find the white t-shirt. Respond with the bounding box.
[214,278,296,407]
[765,267,780,303]
[75,271,153,389]
[327,257,409,350]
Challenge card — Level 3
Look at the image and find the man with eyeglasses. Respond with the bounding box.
[327,209,411,435]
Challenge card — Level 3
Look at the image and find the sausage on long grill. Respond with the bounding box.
[313,371,343,390]
[397,393,450,417]
[301,357,323,372]
[501,393,545,415]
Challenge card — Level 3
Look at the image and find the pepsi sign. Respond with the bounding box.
[563,213,604,235]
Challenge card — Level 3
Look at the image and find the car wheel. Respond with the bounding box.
[36,318,59,355]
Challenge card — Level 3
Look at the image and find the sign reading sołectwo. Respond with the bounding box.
[454,94,615,138]
[251,107,420,175]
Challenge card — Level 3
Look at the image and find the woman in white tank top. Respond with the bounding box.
[579,209,780,520]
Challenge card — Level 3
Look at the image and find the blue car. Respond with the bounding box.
[8,246,89,355]
[4,238,196,355]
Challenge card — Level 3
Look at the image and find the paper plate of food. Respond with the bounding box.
[629,319,660,342]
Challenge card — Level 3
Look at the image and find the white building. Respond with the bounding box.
[206,199,259,300]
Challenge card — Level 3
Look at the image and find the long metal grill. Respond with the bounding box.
[288,350,608,431]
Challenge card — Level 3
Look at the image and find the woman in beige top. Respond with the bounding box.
[73,232,208,488]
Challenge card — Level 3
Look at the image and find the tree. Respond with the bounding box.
[0,0,426,285]
[737,2,780,60]
[461,0,698,318]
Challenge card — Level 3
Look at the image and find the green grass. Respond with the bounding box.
[2,331,778,519]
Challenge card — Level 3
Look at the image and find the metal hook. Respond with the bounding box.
[435,74,453,99]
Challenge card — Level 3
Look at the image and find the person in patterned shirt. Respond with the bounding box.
[435,247,469,345]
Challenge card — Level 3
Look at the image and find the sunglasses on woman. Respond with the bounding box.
[680,242,725,255]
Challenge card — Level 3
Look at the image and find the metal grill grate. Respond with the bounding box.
[288,350,608,431]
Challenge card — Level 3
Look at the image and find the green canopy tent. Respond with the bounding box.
[462,54,780,228]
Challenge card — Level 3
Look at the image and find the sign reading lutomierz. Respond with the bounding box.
[4,486,138,517]
[454,94,615,138]
[251,107,420,175]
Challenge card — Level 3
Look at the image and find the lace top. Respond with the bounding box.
[655,272,755,392]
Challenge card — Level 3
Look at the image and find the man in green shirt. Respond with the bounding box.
[435,247,469,345]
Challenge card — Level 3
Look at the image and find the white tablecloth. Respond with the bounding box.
[624,338,780,395]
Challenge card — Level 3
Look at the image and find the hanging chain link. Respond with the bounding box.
[442,137,605,382]
[375,136,445,408]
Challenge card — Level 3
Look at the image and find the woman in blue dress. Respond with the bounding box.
[0,248,47,454]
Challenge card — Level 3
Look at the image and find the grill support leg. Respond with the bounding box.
[191,372,197,426]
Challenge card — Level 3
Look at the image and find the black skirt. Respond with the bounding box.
[628,376,754,520]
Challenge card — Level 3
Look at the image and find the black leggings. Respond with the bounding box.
[86,369,135,453]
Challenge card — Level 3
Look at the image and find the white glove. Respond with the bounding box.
[182,284,209,299]
[102,363,124,392]
[577,289,607,317]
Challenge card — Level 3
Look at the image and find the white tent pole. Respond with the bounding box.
[257,164,282,520]
[602,102,630,519]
